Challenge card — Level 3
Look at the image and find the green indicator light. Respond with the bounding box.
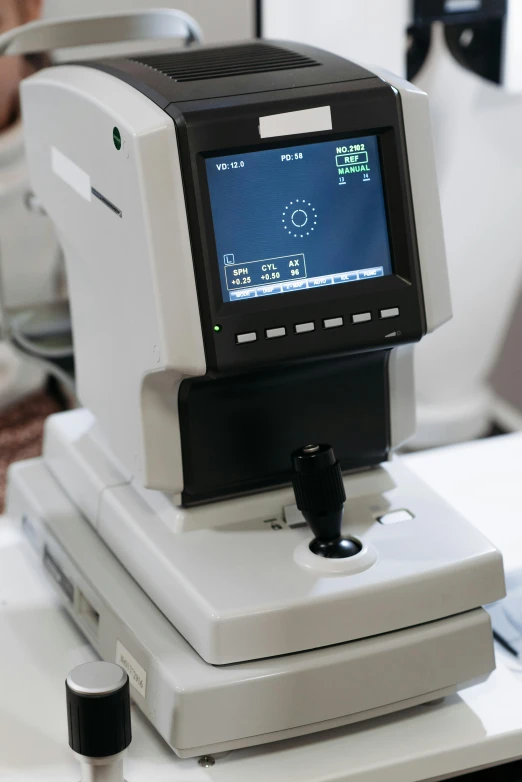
[214,324,222,333]
[113,126,122,150]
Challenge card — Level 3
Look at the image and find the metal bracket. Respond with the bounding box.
[0,8,203,57]
[408,0,507,83]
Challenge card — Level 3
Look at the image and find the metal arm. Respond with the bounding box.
[0,7,203,56]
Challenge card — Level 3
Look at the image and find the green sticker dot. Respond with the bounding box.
[113,127,122,150]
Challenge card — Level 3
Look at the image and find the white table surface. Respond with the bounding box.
[404,432,522,578]
[3,434,522,781]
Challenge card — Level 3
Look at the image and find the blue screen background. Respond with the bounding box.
[205,134,392,303]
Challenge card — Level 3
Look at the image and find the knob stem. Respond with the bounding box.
[291,444,362,559]
[76,753,125,782]
[302,508,343,544]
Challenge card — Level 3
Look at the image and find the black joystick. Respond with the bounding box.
[291,444,362,559]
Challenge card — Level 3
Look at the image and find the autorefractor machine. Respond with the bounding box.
[1,9,506,760]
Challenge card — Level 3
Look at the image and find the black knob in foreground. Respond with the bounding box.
[66,662,131,758]
[291,444,362,559]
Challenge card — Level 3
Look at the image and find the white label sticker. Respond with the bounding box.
[259,106,332,139]
[116,641,147,698]
[51,146,92,202]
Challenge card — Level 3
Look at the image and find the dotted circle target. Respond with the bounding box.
[282,200,317,238]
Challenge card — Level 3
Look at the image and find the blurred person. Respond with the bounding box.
[0,0,68,509]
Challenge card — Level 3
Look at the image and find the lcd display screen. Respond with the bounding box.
[205,134,392,303]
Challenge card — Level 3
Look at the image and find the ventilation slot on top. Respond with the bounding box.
[130,43,321,83]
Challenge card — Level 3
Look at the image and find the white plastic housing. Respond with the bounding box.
[7,457,497,758]
[20,58,451,489]
[41,409,505,666]
[370,67,452,334]
[21,66,206,492]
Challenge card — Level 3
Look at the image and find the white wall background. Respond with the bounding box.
[263,0,409,76]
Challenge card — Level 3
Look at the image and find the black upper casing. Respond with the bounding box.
[80,41,427,504]
[86,40,426,377]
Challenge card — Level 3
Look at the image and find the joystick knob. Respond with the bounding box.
[291,444,361,559]
[66,661,131,781]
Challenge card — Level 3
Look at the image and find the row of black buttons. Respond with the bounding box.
[236,307,399,344]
